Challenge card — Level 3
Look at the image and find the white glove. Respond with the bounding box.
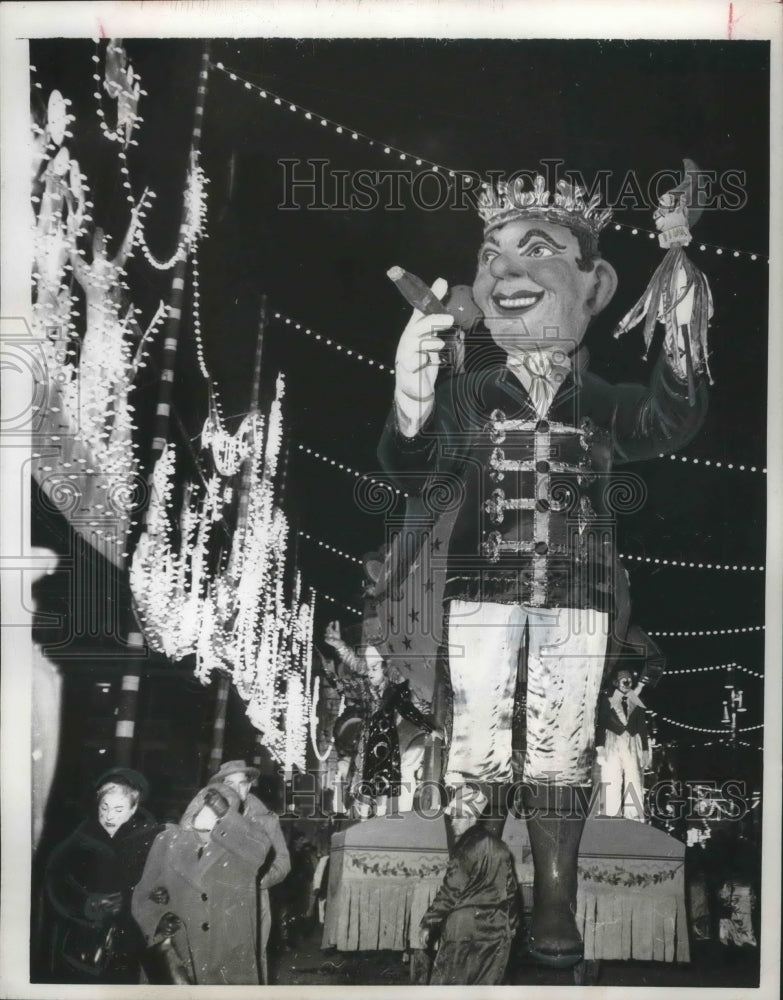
[394,277,452,438]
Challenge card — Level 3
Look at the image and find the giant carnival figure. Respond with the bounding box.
[378,166,710,966]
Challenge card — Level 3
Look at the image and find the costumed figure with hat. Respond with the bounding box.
[45,768,162,983]
[323,620,442,817]
[595,667,651,821]
[379,164,712,966]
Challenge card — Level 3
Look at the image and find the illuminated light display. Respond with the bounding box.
[131,376,314,772]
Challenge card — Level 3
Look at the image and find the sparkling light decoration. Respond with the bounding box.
[131,376,316,773]
[134,157,208,270]
[94,39,145,148]
[30,80,149,567]
[130,445,226,660]
[201,408,253,476]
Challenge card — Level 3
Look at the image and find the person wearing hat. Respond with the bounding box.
[596,667,651,821]
[45,768,162,983]
[323,622,441,817]
[132,773,286,985]
[379,171,709,965]
[418,785,518,985]
[208,760,290,980]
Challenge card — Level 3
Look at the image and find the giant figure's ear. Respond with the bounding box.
[586,258,618,316]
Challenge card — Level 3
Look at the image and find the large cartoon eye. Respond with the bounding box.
[479,247,498,265]
[526,244,555,259]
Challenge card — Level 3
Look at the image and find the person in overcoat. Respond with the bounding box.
[209,759,291,981]
[45,768,161,983]
[131,781,277,985]
[419,785,519,985]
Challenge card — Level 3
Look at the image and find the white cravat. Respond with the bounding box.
[510,348,571,418]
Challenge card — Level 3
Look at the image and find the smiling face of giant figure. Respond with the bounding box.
[472,218,618,360]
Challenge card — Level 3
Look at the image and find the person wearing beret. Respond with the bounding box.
[45,768,162,983]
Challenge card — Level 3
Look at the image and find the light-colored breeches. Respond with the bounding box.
[444,600,609,787]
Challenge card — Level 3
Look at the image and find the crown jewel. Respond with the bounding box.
[478,174,613,239]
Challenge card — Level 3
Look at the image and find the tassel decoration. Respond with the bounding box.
[614,159,714,406]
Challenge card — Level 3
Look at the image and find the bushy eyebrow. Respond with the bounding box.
[517,229,567,251]
[478,228,567,257]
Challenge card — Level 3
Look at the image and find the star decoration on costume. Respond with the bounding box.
[424,578,435,593]
[403,636,412,650]
[409,608,420,624]
[430,536,442,552]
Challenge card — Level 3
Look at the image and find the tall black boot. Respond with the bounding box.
[522,782,589,967]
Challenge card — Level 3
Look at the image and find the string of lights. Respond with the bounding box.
[648,710,763,735]
[213,61,463,176]
[608,221,767,263]
[298,530,362,566]
[620,553,764,573]
[293,527,768,682]
[737,665,765,680]
[664,661,763,679]
[214,61,768,264]
[659,452,766,475]
[321,592,362,616]
[133,159,208,272]
[294,444,761,568]
[650,626,764,638]
[271,310,765,476]
[695,739,758,749]
[271,311,393,374]
[189,240,230,433]
[296,442,410,498]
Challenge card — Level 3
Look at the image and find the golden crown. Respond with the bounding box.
[478,174,613,239]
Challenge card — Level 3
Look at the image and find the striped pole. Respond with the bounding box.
[149,43,212,467]
[207,674,231,778]
[114,633,143,766]
[209,299,268,766]
[116,44,213,765]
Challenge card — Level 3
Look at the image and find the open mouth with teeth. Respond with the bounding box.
[493,290,544,313]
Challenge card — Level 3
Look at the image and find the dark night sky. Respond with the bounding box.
[30,37,769,748]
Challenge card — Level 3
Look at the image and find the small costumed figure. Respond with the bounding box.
[322,621,441,817]
[595,668,651,821]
